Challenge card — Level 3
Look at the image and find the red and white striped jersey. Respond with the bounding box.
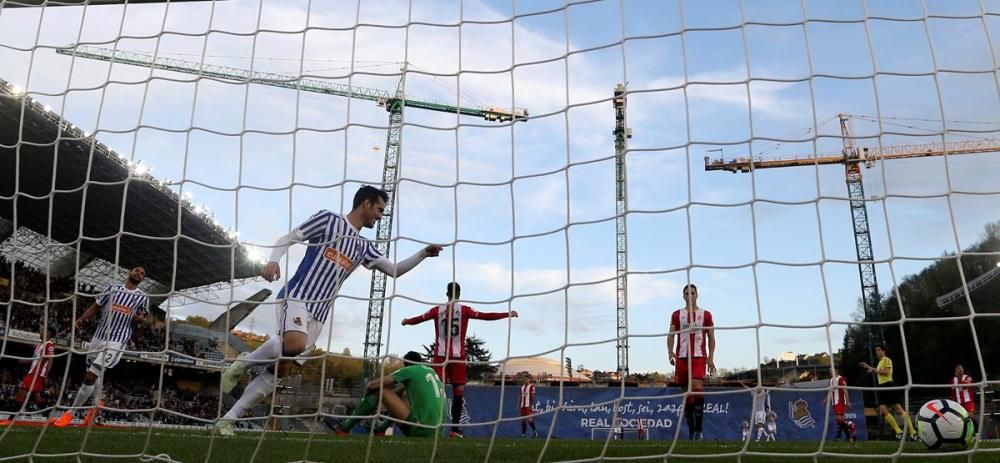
[830,375,848,406]
[27,340,55,378]
[403,302,513,358]
[670,308,714,358]
[519,383,535,408]
[951,374,974,404]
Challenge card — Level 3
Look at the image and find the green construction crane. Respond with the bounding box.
[56,45,528,376]
[56,46,527,122]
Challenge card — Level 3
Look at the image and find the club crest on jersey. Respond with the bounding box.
[293,317,303,327]
[323,247,354,271]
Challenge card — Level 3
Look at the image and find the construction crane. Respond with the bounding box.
[936,264,1000,309]
[613,83,632,377]
[56,46,528,375]
[705,114,1000,346]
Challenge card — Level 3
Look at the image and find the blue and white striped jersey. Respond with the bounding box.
[93,284,149,344]
[278,210,382,324]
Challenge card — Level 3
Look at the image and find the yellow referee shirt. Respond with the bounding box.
[876,357,893,385]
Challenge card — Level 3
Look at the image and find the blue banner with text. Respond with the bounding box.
[445,386,866,441]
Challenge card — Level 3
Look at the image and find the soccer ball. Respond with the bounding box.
[916,399,974,450]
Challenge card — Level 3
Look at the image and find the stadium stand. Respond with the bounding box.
[0,360,226,427]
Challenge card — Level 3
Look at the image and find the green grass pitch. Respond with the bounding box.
[1,427,998,462]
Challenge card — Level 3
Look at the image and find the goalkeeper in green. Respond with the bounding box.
[332,351,445,437]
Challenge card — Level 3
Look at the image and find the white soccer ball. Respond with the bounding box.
[916,399,974,450]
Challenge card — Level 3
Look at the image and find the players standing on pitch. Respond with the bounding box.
[402,282,517,438]
[823,365,856,445]
[14,326,56,413]
[54,266,150,427]
[216,186,442,436]
[751,387,770,441]
[332,351,444,437]
[518,376,537,438]
[667,283,715,440]
[951,364,978,435]
[860,343,916,441]
[764,410,777,441]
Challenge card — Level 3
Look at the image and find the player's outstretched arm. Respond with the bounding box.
[262,228,307,282]
[468,308,518,321]
[402,307,437,326]
[370,244,444,278]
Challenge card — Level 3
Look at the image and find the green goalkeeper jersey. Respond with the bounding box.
[391,364,446,428]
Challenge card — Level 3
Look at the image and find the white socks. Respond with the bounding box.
[223,371,276,421]
[238,337,283,371]
[93,375,103,403]
[72,383,95,408]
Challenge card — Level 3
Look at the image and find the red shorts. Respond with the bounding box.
[432,356,468,386]
[961,401,976,415]
[20,374,45,393]
[520,406,533,417]
[673,357,706,385]
[833,404,846,416]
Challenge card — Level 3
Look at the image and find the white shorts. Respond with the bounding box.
[86,339,125,371]
[277,300,323,348]
[754,411,765,425]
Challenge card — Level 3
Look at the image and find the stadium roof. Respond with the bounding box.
[0,226,165,293]
[0,79,263,291]
[172,322,249,353]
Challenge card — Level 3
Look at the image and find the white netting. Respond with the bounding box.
[2,0,1000,462]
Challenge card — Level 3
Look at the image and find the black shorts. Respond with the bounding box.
[876,381,901,406]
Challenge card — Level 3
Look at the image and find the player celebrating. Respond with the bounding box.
[860,343,915,441]
[518,376,537,438]
[14,327,56,412]
[216,186,442,436]
[951,364,977,435]
[332,351,444,437]
[822,365,855,444]
[401,282,517,438]
[667,283,715,440]
[54,266,150,427]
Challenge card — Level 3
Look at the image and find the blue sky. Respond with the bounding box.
[2,0,1000,374]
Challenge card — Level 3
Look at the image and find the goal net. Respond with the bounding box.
[2,0,999,462]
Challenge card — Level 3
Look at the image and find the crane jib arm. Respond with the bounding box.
[56,46,529,123]
[704,138,1000,173]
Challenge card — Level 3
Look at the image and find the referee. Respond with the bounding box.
[860,343,916,440]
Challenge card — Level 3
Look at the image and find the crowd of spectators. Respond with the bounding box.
[0,365,220,427]
[1,260,220,360]
[0,261,261,428]
[170,337,223,361]
[0,262,76,296]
